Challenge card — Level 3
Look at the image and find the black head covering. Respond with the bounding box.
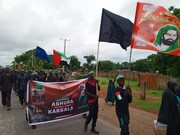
[167,81,178,93]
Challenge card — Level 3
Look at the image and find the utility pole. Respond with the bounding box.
[60,37,70,72]
[32,50,33,69]
[60,38,70,54]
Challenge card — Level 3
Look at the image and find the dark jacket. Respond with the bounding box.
[157,81,180,126]
[0,72,14,92]
[114,86,132,117]
[17,73,29,91]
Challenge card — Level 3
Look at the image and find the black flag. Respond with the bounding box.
[99,8,133,50]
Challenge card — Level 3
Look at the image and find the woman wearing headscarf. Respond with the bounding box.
[157,81,180,135]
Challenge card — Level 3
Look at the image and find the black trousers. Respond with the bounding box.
[117,115,130,135]
[174,125,180,135]
[18,90,26,105]
[167,124,180,135]
[85,102,98,128]
[1,90,11,107]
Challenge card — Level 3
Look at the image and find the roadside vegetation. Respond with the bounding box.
[98,77,163,114]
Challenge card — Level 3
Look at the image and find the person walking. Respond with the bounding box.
[84,71,100,134]
[105,79,116,105]
[157,81,180,135]
[114,75,132,135]
[17,69,29,109]
[0,68,14,110]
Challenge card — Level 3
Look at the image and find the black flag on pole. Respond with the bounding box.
[99,8,133,50]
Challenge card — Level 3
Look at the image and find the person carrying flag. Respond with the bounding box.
[114,75,132,135]
[84,71,100,134]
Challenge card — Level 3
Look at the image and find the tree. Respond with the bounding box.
[115,62,121,70]
[120,62,128,70]
[131,59,150,72]
[69,55,81,71]
[12,49,55,70]
[98,60,116,71]
[152,53,180,77]
[83,55,96,71]
[169,6,180,18]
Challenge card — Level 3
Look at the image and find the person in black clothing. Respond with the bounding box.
[114,75,132,135]
[0,68,14,110]
[58,72,66,82]
[175,86,180,134]
[11,70,18,95]
[47,70,57,82]
[157,81,180,135]
[84,71,100,134]
[17,69,29,109]
[105,79,115,105]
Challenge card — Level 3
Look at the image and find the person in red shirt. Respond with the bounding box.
[84,71,100,134]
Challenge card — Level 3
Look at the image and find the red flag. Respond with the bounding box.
[53,50,62,66]
[131,2,180,56]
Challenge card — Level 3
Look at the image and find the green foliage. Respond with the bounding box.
[173,8,180,18]
[69,55,81,71]
[98,60,116,71]
[98,77,112,85]
[98,77,162,112]
[146,89,163,97]
[131,59,151,72]
[115,62,121,70]
[83,55,96,71]
[131,98,161,112]
[151,53,180,77]
[12,49,55,70]
[84,55,95,64]
[120,62,128,69]
[99,77,163,97]
[126,80,140,91]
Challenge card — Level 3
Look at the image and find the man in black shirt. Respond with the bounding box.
[114,75,132,135]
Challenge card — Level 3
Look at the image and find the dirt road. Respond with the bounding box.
[99,98,157,135]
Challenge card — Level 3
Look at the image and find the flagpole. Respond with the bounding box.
[95,42,100,95]
[128,47,133,85]
[96,42,100,79]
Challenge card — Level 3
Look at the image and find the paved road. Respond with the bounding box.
[0,92,120,135]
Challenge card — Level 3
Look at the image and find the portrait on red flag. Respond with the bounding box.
[131,2,180,56]
[154,25,179,52]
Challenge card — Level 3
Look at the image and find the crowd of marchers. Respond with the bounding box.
[1,67,180,135]
[0,68,68,111]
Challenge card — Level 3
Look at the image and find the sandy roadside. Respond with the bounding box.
[98,98,157,135]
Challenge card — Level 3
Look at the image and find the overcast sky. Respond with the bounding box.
[0,0,179,67]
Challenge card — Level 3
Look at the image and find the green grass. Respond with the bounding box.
[98,77,163,97]
[98,77,162,113]
[146,89,163,96]
[131,97,161,112]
